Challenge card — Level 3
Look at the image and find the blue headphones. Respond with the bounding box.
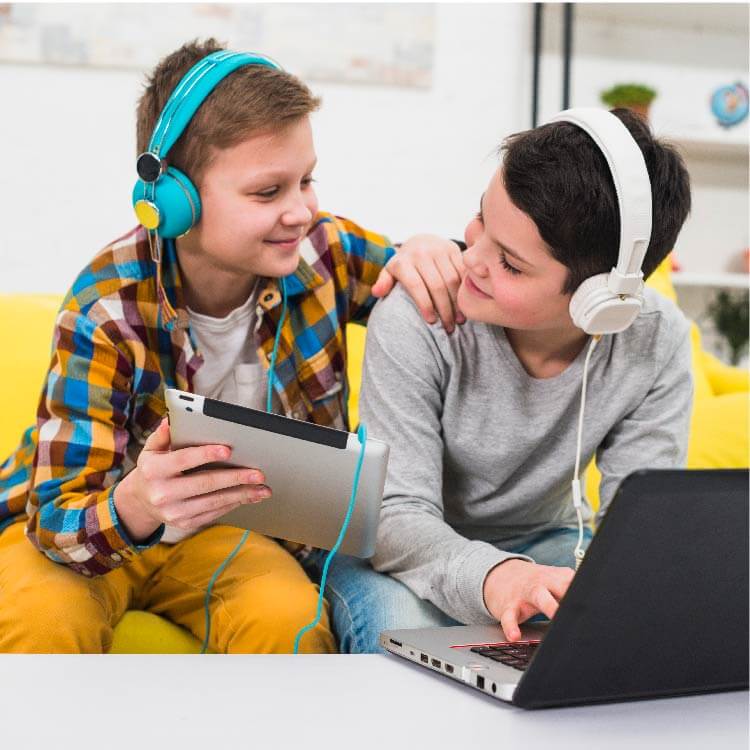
[132,50,281,239]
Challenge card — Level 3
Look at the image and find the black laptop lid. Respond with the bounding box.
[514,469,749,709]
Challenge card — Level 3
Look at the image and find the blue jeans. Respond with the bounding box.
[302,526,593,654]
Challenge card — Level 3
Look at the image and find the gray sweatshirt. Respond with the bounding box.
[359,284,693,625]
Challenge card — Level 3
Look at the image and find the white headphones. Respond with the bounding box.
[546,108,653,336]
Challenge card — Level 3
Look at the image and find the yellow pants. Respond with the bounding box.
[0,522,336,654]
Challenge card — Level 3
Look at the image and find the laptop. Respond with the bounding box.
[381,469,749,708]
[166,388,390,557]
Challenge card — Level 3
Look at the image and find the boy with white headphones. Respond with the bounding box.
[304,107,694,653]
[0,39,463,653]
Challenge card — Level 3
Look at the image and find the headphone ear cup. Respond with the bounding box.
[569,274,610,331]
[131,167,201,238]
[569,273,643,335]
[154,167,202,238]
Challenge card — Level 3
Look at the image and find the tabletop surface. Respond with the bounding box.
[1,653,747,749]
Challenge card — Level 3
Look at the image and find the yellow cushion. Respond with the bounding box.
[700,348,750,396]
[110,610,204,654]
[0,293,202,653]
[688,391,750,469]
[346,322,367,428]
[0,294,61,459]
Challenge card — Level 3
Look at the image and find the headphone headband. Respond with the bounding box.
[547,108,652,297]
[149,51,281,159]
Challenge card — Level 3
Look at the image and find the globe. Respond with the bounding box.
[711,83,749,128]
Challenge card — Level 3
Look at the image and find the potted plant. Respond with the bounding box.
[600,83,657,120]
[706,289,749,366]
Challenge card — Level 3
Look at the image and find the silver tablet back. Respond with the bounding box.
[166,389,389,558]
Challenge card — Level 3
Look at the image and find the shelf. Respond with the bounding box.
[660,129,749,160]
[671,272,748,289]
[574,4,749,35]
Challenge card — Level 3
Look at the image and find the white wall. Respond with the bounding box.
[0,3,531,293]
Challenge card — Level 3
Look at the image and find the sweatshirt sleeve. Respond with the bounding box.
[359,287,529,625]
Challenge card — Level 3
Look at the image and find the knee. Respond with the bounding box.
[329,568,451,654]
[0,581,111,653]
[226,575,337,654]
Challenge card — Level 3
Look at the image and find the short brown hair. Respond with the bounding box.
[500,108,691,294]
[136,38,321,183]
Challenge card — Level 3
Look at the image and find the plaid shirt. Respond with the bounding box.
[0,212,394,576]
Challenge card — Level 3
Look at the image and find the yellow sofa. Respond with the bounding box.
[1,259,747,652]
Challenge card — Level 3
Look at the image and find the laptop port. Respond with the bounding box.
[445,664,454,674]
[421,653,428,664]
[431,658,441,669]
[476,675,485,690]
[389,639,403,648]
[492,683,497,694]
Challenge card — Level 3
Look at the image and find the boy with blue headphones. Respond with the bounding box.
[306,107,695,653]
[0,39,463,653]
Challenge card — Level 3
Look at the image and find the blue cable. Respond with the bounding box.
[200,277,365,654]
[200,527,249,654]
[293,423,367,653]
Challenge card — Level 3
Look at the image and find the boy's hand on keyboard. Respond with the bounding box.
[482,559,575,641]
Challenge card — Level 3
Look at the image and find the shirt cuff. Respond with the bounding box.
[454,542,533,624]
[107,487,165,552]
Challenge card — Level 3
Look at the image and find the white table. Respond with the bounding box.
[1,654,747,749]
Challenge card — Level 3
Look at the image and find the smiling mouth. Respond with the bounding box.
[465,275,492,299]
[265,237,302,248]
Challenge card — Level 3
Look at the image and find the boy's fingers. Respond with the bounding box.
[435,256,465,327]
[546,567,576,601]
[446,254,467,324]
[174,502,244,532]
[391,265,437,324]
[143,417,171,452]
[371,268,395,298]
[435,255,462,300]
[531,586,560,621]
[163,443,232,476]
[417,259,457,333]
[167,466,265,503]
[168,483,271,523]
[499,609,522,642]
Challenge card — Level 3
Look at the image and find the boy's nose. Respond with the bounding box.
[282,196,314,226]
[463,244,489,277]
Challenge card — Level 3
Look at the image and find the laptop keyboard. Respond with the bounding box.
[469,640,541,671]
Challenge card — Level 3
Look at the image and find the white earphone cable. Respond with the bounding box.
[571,334,601,570]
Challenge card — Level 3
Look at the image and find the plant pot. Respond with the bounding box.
[609,102,651,121]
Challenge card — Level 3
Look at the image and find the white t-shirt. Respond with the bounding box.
[188,285,268,411]
[162,284,268,544]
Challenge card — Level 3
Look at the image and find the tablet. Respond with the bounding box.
[165,388,390,558]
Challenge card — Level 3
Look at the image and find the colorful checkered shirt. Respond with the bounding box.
[0,212,394,576]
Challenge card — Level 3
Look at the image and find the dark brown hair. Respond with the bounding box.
[136,39,321,183]
[500,108,691,294]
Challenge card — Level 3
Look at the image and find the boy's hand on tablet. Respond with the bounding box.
[113,418,270,542]
[483,559,575,642]
[372,234,466,333]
